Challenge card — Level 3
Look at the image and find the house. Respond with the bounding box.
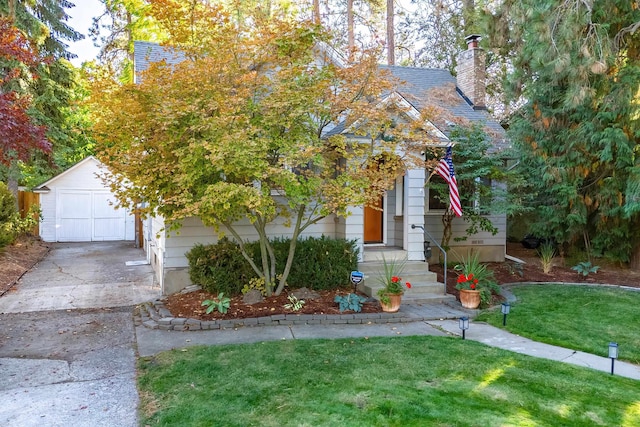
[34,156,136,243]
[133,35,508,295]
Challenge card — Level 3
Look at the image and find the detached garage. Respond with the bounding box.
[34,156,135,242]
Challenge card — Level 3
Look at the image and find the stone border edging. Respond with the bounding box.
[135,299,427,331]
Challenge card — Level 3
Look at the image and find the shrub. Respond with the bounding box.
[0,183,16,248]
[185,238,255,295]
[266,236,359,290]
[186,236,359,295]
[0,184,41,248]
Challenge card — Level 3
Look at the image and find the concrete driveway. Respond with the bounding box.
[0,242,160,427]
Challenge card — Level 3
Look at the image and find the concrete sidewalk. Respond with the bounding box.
[430,319,640,380]
[135,302,640,381]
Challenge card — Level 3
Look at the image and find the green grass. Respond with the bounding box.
[477,284,640,364]
[138,336,640,426]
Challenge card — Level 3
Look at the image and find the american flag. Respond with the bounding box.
[435,145,462,217]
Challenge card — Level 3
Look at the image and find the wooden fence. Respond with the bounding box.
[17,191,40,236]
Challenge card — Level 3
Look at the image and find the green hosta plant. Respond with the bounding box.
[284,295,305,311]
[334,293,367,313]
[572,261,600,277]
[201,293,231,314]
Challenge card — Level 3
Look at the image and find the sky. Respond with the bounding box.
[65,0,104,66]
[63,1,418,67]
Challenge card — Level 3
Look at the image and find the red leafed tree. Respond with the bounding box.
[0,18,50,166]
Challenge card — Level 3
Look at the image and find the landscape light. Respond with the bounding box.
[501,302,511,326]
[459,316,469,340]
[609,342,618,375]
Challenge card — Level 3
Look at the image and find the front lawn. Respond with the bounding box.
[476,284,640,364]
[138,336,640,426]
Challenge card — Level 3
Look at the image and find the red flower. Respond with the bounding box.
[470,283,476,289]
[391,276,400,283]
[406,282,411,288]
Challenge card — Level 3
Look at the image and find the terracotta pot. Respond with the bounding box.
[459,289,481,309]
[380,293,402,313]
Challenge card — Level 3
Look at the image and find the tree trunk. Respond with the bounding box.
[313,0,321,25]
[630,241,640,271]
[386,0,394,65]
[127,11,134,67]
[439,210,454,264]
[275,206,305,295]
[8,0,16,20]
[347,0,354,60]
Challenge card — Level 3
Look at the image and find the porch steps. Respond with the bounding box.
[362,248,409,263]
[358,250,455,304]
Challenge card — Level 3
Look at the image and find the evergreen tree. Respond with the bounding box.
[0,1,94,187]
[490,0,640,265]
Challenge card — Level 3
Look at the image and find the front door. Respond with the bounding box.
[364,197,383,243]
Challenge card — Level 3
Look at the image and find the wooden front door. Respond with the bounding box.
[364,197,383,243]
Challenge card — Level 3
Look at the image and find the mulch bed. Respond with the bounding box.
[3,238,640,322]
[0,236,50,296]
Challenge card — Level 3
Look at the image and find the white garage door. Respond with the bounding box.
[57,190,130,242]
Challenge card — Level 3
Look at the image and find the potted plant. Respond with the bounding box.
[454,251,499,309]
[376,256,412,312]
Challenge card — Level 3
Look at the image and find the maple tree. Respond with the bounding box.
[0,17,50,167]
[90,3,430,296]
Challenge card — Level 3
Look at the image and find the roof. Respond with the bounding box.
[33,156,102,192]
[380,65,508,149]
[133,41,509,151]
[134,41,185,80]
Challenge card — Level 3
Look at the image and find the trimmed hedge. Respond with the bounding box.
[186,236,359,295]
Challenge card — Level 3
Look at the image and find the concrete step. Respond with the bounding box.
[358,261,433,275]
[402,293,457,304]
[362,248,407,262]
[357,254,448,303]
[358,260,438,282]
[361,280,444,298]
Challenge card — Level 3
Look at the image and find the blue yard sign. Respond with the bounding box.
[350,271,364,286]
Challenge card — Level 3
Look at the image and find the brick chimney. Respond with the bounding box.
[456,34,486,109]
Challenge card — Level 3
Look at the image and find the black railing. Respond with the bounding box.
[411,224,447,294]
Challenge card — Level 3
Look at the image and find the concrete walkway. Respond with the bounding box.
[430,319,640,380]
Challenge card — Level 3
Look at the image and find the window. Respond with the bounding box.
[427,175,448,211]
